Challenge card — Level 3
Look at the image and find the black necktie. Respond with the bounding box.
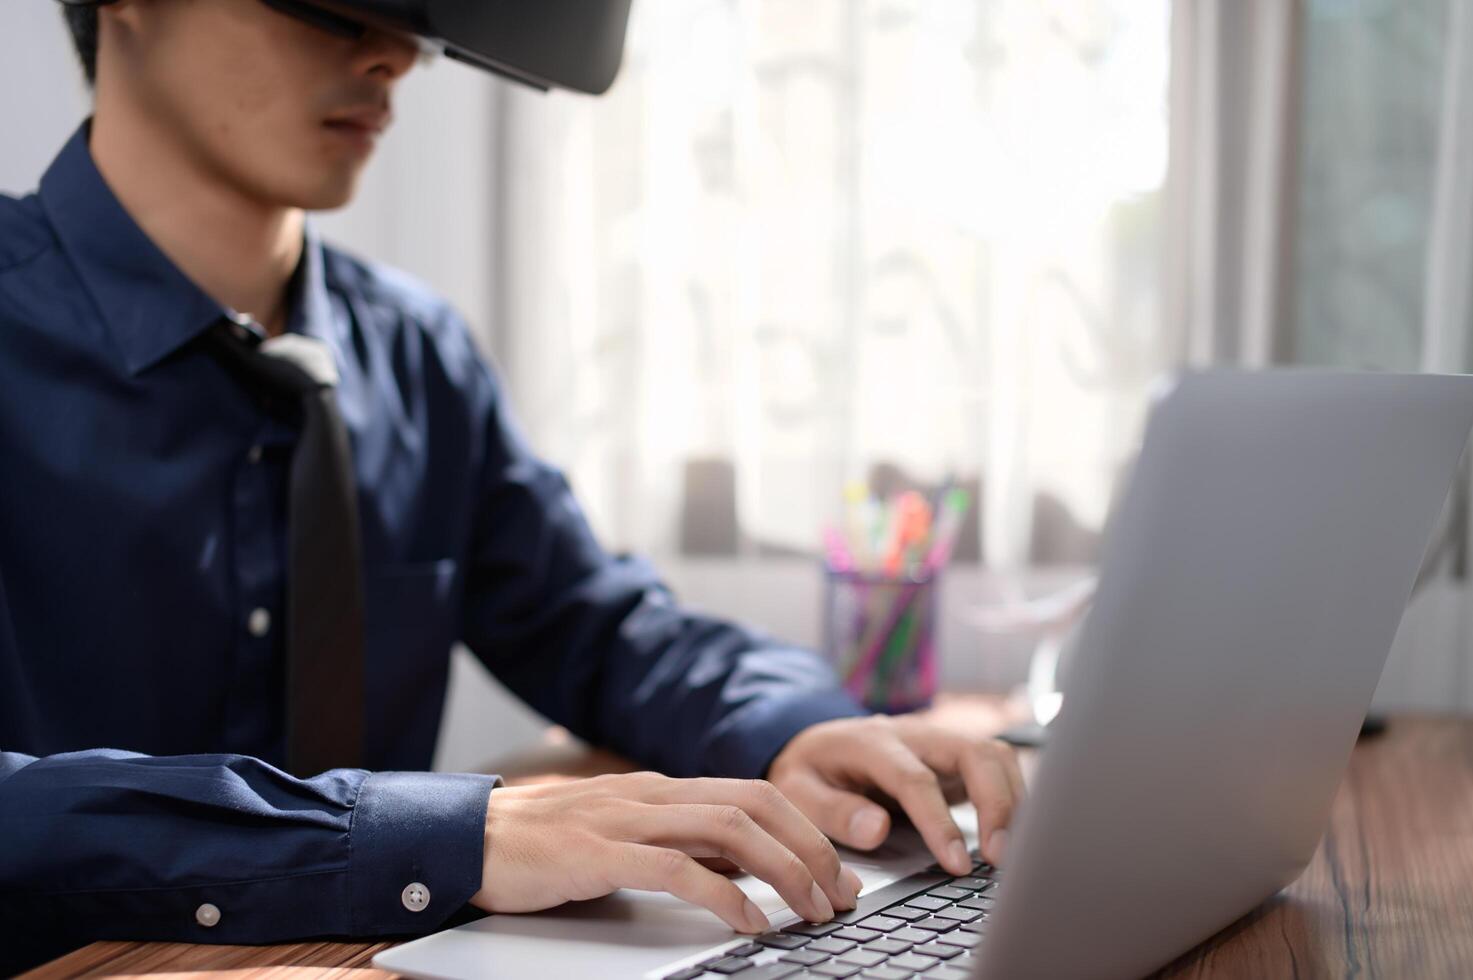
[206,317,365,776]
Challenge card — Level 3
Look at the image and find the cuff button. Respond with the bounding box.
[401,882,431,912]
[195,903,221,928]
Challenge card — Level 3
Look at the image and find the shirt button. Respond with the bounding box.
[401,882,431,912]
[247,607,271,638]
[195,902,221,928]
[247,444,263,464]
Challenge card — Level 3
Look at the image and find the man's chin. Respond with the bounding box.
[294,173,363,213]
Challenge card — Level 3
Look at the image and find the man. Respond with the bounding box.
[0,1,1022,972]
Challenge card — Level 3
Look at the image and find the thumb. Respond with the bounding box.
[781,772,892,851]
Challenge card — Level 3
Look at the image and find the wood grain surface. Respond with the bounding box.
[1149,716,1473,979]
[24,715,1473,980]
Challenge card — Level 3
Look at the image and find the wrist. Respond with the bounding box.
[473,782,501,908]
[708,688,869,779]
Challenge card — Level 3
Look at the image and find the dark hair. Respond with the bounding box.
[63,6,100,87]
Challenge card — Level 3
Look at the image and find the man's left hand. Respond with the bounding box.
[767,714,1024,877]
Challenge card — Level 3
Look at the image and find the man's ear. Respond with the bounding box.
[95,0,150,71]
[98,0,142,26]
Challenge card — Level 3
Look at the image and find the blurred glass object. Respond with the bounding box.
[823,564,941,712]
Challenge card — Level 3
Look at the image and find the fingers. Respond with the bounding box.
[618,801,835,923]
[611,843,771,934]
[997,743,1027,802]
[695,856,742,875]
[777,770,892,853]
[864,739,972,875]
[639,775,858,912]
[955,752,1015,865]
[910,732,1023,867]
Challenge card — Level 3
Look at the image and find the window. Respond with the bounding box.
[496,0,1172,567]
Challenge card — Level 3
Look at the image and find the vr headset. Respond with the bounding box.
[57,0,634,94]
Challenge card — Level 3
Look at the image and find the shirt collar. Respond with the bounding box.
[38,119,333,376]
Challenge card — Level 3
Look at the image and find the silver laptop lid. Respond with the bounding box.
[979,370,1473,980]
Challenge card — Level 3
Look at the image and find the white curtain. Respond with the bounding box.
[493,0,1173,570]
[1164,0,1298,368]
[491,0,1473,709]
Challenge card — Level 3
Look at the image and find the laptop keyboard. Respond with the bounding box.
[662,851,997,980]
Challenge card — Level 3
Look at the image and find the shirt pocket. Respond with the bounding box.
[362,558,461,768]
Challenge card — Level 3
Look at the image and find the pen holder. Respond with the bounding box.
[822,563,940,713]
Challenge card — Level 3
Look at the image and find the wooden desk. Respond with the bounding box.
[25,715,1473,979]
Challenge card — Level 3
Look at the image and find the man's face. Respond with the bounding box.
[104,0,420,210]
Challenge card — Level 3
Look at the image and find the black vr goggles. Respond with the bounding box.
[59,0,634,94]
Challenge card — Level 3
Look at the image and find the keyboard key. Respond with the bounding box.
[926,886,972,902]
[725,942,763,957]
[888,927,935,945]
[911,917,958,933]
[834,926,881,944]
[905,895,950,911]
[936,930,984,949]
[756,932,810,950]
[708,956,756,974]
[950,877,991,891]
[859,969,912,980]
[779,949,830,966]
[959,920,988,934]
[808,937,858,955]
[837,949,889,968]
[956,896,995,911]
[858,914,906,932]
[887,952,940,972]
[832,871,952,925]
[921,967,971,980]
[881,905,930,922]
[663,967,705,980]
[786,921,843,938]
[863,938,913,956]
[730,965,802,980]
[810,963,861,978]
[912,942,962,960]
[933,906,982,923]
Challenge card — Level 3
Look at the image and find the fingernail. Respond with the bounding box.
[948,840,971,873]
[987,828,1010,865]
[742,898,769,934]
[839,865,863,906]
[849,809,886,847]
[809,881,835,921]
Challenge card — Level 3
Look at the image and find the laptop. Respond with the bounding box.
[376,370,1473,980]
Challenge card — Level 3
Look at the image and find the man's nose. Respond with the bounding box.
[353,26,420,81]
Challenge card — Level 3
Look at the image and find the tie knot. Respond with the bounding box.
[210,319,339,394]
[262,334,340,388]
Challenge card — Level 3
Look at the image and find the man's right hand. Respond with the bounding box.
[470,771,864,933]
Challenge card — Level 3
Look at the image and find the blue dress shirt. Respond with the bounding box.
[0,121,864,973]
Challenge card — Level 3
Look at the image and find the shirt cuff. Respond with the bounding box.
[703,688,870,779]
[349,770,500,935]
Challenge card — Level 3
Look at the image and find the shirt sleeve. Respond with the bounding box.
[0,749,496,974]
[0,542,497,974]
[456,340,869,780]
